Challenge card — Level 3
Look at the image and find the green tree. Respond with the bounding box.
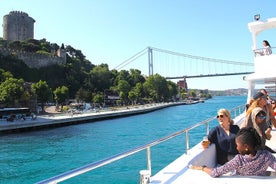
[0,78,24,107]
[167,80,178,101]
[129,69,145,86]
[190,89,196,98]
[128,90,137,105]
[114,70,131,86]
[118,80,131,104]
[133,82,144,103]
[0,69,13,82]
[31,80,52,112]
[93,93,103,104]
[75,88,91,102]
[53,86,69,111]
[143,74,168,102]
[89,64,111,91]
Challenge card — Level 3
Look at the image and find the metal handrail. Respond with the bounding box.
[36,104,245,184]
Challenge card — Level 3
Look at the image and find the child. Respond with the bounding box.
[191,127,276,177]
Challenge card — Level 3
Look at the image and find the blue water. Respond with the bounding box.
[0,96,246,184]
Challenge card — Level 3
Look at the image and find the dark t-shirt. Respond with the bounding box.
[208,124,240,165]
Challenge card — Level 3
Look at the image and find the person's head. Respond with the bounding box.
[252,107,266,124]
[216,108,234,125]
[253,92,267,107]
[260,89,268,95]
[263,40,271,47]
[235,127,262,155]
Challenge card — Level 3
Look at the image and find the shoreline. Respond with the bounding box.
[0,101,193,134]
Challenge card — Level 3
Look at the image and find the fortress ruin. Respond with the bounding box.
[1,11,66,68]
[3,11,35,41]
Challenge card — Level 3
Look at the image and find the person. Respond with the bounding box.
[202,108,240,165]
[246,91,276,128]
[255,40,272,56]
[245,98,254,111]
[271,99,276,116]
[191,127,276,177]
[262,40,272,55]
[241,107,275,153]
[260,88,273,104]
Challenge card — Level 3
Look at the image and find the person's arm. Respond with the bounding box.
[267,152,276,170]
[268,104,276,128]
[190,165,212,175]
[265,128,272,140]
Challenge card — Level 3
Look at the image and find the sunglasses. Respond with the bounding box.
[257,115,266,120]
[216,115,224,118]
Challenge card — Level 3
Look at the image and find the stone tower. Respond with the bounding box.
[2,11,35,41]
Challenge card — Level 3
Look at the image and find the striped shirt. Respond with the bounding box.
[211,150,276,177]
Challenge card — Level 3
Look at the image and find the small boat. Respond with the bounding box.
[199,98,205,103]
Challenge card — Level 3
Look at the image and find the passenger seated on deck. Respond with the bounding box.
[241,107,275,153]
[191,127,276,177]
[246,92,276,128]
[202,109,240,165]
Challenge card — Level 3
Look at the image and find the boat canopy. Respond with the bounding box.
[248,18,276,50]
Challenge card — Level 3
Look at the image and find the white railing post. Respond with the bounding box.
[185,130,189,153]
[139,170,150,184]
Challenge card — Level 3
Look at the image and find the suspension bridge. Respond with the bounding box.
[113,47,254,80]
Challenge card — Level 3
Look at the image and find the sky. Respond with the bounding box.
[1,0,276,90]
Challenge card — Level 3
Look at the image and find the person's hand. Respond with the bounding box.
[201,140,210,149]
[265,128,272,140]
[189,165,202,170]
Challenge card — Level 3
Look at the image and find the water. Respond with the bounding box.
[0,96,246,184]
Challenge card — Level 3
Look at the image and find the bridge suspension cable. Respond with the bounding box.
[150,47,253,66]
[112,46,254,78]
[113,48,148,71]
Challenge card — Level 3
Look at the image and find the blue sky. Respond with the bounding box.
[1,0,276,90]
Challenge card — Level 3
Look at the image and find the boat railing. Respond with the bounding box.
[253,47,276,57]
[36,104,246,184]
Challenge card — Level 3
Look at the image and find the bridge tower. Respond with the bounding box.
[148,47,153,76]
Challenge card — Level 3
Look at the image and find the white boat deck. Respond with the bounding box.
[149,128,276,184]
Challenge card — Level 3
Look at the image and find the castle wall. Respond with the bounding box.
[0,47,66,68]
[3,11,35,41]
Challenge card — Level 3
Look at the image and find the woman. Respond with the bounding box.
[262,40,272,55]
[191,127,276,177]
[203,109,240,165]
[241,107,274,153]
[246,91,276,128]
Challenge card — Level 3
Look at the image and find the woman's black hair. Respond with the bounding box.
[263,40,271,47]
[236,127,262,149]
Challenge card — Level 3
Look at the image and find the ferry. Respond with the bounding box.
[147,15,276,184]
[36,16,276,184]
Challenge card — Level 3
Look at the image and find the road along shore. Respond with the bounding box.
[0,102,191,134]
